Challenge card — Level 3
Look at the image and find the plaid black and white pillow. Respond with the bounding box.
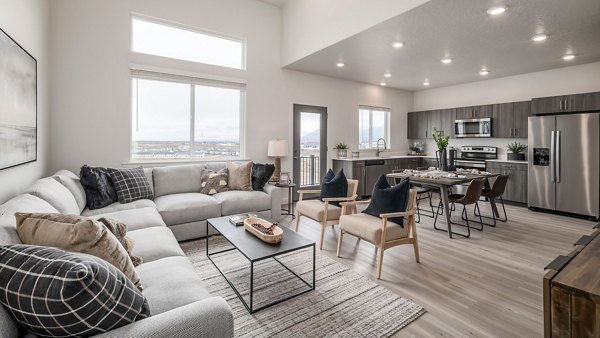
[0,245,151,337]
[107,167,154,204]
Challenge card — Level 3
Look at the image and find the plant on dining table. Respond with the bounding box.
[433,128,450,150]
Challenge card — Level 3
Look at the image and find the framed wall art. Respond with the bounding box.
[0,27,37,170]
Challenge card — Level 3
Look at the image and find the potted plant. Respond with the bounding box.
[433,128,450,170]
[507,142,527,161]
[334,142,349,158]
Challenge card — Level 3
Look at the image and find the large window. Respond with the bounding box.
[131,16,245,70]
[359,106,390,149]
[131,72,245,161]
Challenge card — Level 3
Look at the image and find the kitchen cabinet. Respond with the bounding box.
[407,112,417,139]
[531,91,600,115]
[455,104,493,119]
[428,108,455,138]
[486,161,527,203]
[417,111,429,139]
[492,101,531,138]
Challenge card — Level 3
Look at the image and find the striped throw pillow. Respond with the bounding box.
[0,245,151,337]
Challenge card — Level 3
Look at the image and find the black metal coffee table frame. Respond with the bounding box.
[206,217,315,314]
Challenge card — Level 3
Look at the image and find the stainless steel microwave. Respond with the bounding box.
[454,118,492,138]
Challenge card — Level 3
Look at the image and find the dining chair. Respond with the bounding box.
[433,178,486,238]
[336,188,419,279]
[294,179,359,249]
[474,174,509,227]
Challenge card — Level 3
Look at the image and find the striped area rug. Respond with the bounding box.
[181,237,425,337]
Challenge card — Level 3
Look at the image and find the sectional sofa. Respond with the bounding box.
[0,162,282,337]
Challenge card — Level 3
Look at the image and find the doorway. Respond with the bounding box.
[292,104,327,200]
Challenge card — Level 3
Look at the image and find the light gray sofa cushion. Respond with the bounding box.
[90,207,165,231]
[155,193,221,226]
[153,165,203,197]
[128,226,185,263]
[52,170,86,213]
[203,161,227,172]
[0,195,59,246]
[81,199,156,217]
[143,167,154,193]
[213,190,271,215]
[0,302,20,338]
[25,178,80,215]
[136,256,212,315]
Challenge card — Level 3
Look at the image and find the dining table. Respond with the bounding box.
[387,169,500,239]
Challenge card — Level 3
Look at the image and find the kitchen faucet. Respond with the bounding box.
[376,138,387,157]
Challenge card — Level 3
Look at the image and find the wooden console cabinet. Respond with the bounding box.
[543,226,600,337]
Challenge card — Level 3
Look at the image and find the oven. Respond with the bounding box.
[454,118,492,138]
[455,146,497,170]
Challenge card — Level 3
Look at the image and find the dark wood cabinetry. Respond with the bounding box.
[544,228,600,337]
[428,108,455,138]
[531,91,600,115]
[486,161,527,203]
[455,105,493,119]
[492,101,530,138]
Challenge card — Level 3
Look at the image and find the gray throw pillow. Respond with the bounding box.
[107,167,154,204]
[0,245,151,337]
[200,168,229,195]
[227,161,253,191]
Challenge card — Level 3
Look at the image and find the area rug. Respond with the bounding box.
[180,237,425,337]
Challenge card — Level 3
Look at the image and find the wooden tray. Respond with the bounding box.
[244,217,283,243]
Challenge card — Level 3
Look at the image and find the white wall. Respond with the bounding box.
[412,62,600,157]
[0,0,49,203]
[280,0,429,66]
[48,0,412,177]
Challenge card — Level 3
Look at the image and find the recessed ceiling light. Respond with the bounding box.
[480,69,490,76]
[423,80,430,86]
[336,62,345,67]
[562,54,575,61]
[380,82,387,86]
[487,6,506,15]
[384,72,392,77]
[441,58,453,64]
[531,34,548,42]
[392,41,404,48]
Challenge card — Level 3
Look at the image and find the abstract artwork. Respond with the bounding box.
[0,27,37,170]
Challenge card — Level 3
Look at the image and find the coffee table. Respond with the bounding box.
[206,213,315,313]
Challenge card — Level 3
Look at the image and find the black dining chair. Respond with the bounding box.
[392,169,436,223]
[433,178,486,238]
[474,174,509,227]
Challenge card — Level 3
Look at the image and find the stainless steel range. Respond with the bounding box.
[455,146,497,170]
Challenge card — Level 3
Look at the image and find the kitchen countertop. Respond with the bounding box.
[485,159,528,164]
[333,155,435,162]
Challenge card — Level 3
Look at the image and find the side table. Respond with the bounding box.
[274,183,296,219]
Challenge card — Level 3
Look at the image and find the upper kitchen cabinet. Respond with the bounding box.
[492,101,531,138]
[531,91,600,115]
[455,104,493,119]
[428,108,455,138]
[407,110,428,139]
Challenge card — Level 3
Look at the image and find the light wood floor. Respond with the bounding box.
[280,196,596,337]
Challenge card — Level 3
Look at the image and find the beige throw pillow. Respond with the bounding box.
[200,168,229,195]
[227,161,253,191]
[15,213,143,291]
[97,217,142,267]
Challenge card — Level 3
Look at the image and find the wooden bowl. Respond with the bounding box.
[244,217,283,243]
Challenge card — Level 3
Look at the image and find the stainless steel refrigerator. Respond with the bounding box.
[528,113,600,218]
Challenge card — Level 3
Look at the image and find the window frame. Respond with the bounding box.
[130,13,247,70]
[358,105,391,150]
[130,69,246,162]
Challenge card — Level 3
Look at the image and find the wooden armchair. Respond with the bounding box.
[337,188,419,279]
[294,179,359,250]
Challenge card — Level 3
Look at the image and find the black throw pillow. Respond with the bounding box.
[0,245,151,337]
[363,174,410,226]
[320,169,348,206]
[107,167,154,204]
[79,165,118,210]
[252,163,275,190]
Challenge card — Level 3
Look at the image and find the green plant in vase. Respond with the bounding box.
[334,142,349,158]
[507,142,527,161]
[433,128,450,170]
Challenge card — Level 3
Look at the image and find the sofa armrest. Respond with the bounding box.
[263,184,282,222]
[93,297,233,338]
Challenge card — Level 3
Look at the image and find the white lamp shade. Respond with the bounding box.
[268,139,289,157]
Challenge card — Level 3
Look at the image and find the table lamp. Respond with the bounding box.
[268,139,288,181]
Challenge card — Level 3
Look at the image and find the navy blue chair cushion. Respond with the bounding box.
[363,174,410,226]
[320,169,348,206]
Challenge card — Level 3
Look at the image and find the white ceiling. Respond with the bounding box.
[284,0,600,91]
[257,0,288,8]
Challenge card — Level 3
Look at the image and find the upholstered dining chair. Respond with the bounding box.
[336,188,419,279]
[295,179,359,249]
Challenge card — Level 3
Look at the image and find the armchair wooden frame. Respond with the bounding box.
[294,179,359,250]
[337,189,419,279]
